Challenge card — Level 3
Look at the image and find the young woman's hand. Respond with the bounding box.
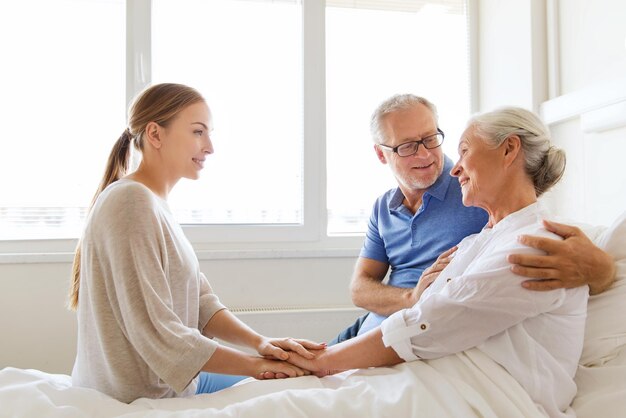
[256,337,326,361]
[253,357,311,380]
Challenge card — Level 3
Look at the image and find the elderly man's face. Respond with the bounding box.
[375,103,444,192]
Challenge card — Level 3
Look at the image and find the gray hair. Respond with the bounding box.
[468,107,565,197]
[369,94,439,143]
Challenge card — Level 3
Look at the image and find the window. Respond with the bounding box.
[0,0,471,245]
[0,0,125,240]
[152,0,304,226]
[325,0,471,234]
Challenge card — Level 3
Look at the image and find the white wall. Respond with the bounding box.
[542,0,626,225]
[557,0,626,93]
[0,262,77,373]
[0,255,359,374]
[547,121,626,226]
[476,0,547,111]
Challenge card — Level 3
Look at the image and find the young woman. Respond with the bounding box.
[69,83,322,403]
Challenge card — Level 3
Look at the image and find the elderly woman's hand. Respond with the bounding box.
[256,337,326,361]
[508,219,616,295]
[409,246,457,305]
[283,348,340,378]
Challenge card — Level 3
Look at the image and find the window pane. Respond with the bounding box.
[0,0,125,239]
[152,0,303,225]
[326,1,470,234]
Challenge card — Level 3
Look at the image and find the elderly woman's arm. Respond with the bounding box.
[290,263,584,374]
[286,328,403,376]
[508,220,616,295]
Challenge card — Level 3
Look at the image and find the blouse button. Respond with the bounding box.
[420,323,427,330]
[446,278,452,283]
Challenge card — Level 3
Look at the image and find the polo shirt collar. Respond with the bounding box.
[427,156,455,202]
[389,155,456,211]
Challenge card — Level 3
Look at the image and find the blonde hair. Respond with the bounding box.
[469,106,565,197]
[68,83,205,310]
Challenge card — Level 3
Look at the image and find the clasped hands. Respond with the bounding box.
[253,336,331,380]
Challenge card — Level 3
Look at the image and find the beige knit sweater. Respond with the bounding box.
[72,179,225,402]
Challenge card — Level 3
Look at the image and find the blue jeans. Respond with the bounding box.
[195,372,247,394]
[328,313,370,346]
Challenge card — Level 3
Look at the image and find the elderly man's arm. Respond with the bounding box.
[350,257,417,316]
[508,220,616,295]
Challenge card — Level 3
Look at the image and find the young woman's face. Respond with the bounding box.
[160,101,214,181]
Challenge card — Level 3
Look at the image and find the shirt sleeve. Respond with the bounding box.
[198,272,227,331]
[96,185,218,393]
[359,198,390,263]
[380,238,572,362]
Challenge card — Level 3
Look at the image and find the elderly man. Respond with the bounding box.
[331,94,615,344]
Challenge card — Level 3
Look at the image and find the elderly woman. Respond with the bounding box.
[287,107,587,418]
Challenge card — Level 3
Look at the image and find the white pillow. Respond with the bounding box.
[579,211,626,367]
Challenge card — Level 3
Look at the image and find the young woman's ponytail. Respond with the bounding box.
[68,128,134,310]
[92,129,134,206]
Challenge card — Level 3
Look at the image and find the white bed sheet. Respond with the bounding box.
[1,348,550,418]
[3,345,624,418]
[5,349,624,418]
[572,348,626,418]
[3,348,625,418]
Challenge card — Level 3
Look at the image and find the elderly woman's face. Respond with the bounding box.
[450,125,505,209]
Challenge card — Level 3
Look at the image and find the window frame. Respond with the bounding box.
[0,0,477,257]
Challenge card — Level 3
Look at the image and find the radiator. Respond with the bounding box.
[230,306,365,346]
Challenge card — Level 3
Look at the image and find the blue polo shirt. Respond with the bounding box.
[357,156,488,335]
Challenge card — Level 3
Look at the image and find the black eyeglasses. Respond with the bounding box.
[378,129,445,157]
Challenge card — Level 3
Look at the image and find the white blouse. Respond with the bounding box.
[380,202,588,418]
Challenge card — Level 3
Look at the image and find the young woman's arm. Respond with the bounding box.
[203,309,325,361]
[201,343,308,379]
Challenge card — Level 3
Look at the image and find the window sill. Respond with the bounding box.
[0,246,360,265]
